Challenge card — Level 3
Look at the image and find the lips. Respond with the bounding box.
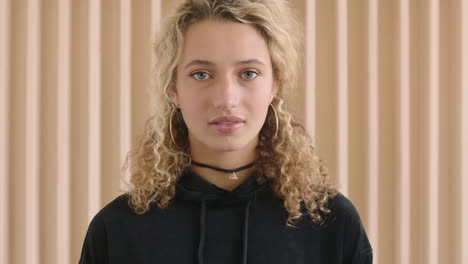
[209,116,245,133]
[209,116,244,124]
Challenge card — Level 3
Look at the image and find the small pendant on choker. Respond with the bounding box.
[229,172,239,180]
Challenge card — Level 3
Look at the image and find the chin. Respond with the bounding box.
[207,143,245,153]
[204,137,253,153]
[189,130,259,154]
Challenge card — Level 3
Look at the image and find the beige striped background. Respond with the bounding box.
[0,0,467,263]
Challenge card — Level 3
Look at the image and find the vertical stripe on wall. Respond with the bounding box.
[120,0,132,192]
[427,0,439,263]
[0,0,10,263]
[397,0,411,263]
[152,0,162,35]
[336,0,349,195]
[88,0,102,220]
[305,0,316,137]
[25,0,41,263]
[460,1,468,263]
[56,0,71,262]
[367,0,379,262]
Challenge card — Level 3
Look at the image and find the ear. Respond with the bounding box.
[270,81,279,103]
[169,85,179,107]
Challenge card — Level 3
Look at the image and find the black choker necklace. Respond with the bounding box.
[190,160,256,180]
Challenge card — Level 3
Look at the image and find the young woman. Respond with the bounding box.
[79,0,372,263]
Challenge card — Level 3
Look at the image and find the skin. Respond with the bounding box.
[171,19,277,191]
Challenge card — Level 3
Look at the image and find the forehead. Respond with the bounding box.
[179,20,271,67]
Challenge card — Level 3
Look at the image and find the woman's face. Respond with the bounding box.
[172,20,276,154]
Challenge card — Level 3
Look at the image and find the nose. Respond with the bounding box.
[212,74,240,111]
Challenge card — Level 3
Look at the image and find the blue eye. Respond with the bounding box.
[191,72,211,80]
[242,71,258,80]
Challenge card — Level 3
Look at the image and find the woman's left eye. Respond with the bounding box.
[241,71,259,80]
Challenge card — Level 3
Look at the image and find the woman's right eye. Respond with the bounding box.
[191,72,211,80]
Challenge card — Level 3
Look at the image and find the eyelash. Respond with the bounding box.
[190,70,260,80]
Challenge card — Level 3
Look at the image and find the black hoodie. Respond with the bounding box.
[79,170,372,264]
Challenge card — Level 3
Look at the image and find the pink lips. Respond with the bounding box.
[209,116,245,133]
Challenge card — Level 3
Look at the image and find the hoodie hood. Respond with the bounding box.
[175,169,266,264]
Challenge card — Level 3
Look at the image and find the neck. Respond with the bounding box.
[191,160,256,191]
[189,141,258,191]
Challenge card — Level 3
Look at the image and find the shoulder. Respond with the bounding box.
[322,192,373,263]
[83,194,136,243]
[79,194,138,263]
[326,192,362,224]
[84,194,132,236]
[322,192,367,234]
[96,193,134,220]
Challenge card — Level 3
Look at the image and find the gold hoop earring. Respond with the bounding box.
[270,104,279,141]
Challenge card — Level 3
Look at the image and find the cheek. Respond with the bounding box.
[252,88,274,106]
[178,94,207,123]
[178,89,205,109]
[246,92,272,120]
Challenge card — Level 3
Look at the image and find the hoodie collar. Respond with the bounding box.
[175,169,261,203]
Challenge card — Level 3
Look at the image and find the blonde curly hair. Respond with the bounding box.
[124,0,337,225]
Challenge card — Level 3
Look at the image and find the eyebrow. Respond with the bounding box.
[183,59,266,69]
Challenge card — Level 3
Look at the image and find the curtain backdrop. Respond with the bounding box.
[1,0,467,263]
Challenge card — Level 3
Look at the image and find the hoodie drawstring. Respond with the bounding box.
[197,193,255,264]
[241,199,252,264]
[198,198,207,264]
